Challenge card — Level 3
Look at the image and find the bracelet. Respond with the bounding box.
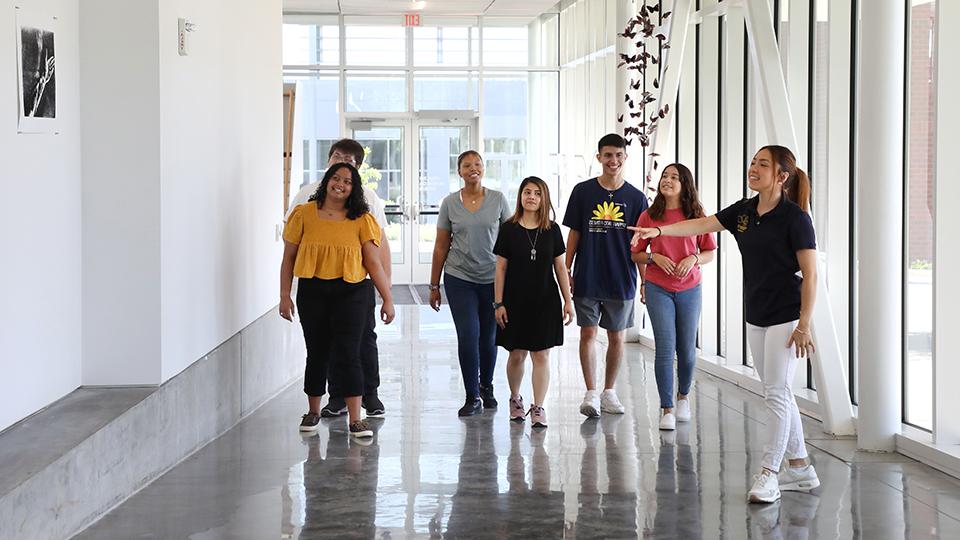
[793,328,810,335]
[694,253,701,264]
[655,226,662,238]
[428,284,440,291]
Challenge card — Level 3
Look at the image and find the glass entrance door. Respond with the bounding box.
[349,123,411,281]
[352,116,475,284]
[411,122,472,283]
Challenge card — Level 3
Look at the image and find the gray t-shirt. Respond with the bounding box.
[437,188,512,284]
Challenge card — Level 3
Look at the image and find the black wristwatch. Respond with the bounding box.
[647,252,654,264]
[492,301,504,310]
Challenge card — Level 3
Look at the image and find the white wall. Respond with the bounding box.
[157,0,283,380]
[80,0,283,384]
[80,0,162,385]
[0,0,82,431]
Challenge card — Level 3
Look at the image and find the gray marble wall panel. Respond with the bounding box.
[240,309,304,416]
[0,307,300,540]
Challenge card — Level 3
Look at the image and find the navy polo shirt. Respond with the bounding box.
[716,195,817,327]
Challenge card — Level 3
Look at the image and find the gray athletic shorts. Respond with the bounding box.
[573,297,635,331]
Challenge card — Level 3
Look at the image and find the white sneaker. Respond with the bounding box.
[748,469,781,504]
[674,399,691,422]
[778,464,820,491]
[579,390,601,418]
[659,412,676,431]
[599,389,625,414]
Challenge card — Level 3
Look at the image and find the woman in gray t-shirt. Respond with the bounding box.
[428,150,511,417]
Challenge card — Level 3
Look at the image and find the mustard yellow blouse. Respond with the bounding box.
[283,203,381,283]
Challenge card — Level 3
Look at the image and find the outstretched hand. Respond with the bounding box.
[627,226,660,247]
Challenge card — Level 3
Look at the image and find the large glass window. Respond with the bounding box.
[345,71,407,112]
[282,19,339,66]
[482,25,528,66]
[481,71,558,200]
[904,0,936,430]
[345,25,406,66]
[413,72,479,111]
[284,75,340,187]
[484,16,559,68]
[413,26,478,66]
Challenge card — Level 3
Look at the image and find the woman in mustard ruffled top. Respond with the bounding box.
[280,163,395,439]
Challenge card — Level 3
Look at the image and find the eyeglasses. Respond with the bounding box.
[330,152,357,166]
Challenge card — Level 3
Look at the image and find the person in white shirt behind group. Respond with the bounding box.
[286,138,392,419]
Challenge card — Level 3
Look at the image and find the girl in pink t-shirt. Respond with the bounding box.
[630,163,717,431]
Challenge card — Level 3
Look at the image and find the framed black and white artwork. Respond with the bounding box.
[15,7,58,134]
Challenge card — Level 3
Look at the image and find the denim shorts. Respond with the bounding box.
[573,297,635,331]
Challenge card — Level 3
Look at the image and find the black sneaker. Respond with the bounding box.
[321,397,348,417]
[458,397,484,417]
[299,412,321,432]
[363,395,386,417]
[479,385,498,408]
[349,420,373,438]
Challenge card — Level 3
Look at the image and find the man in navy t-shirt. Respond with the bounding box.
[562,133,648,418]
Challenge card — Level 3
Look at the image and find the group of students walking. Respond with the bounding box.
[279,133,820,504]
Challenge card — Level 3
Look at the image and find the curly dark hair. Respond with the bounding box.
[308,163,370,219]
[647,163,705,221]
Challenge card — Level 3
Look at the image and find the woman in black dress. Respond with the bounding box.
[493,176,574,428]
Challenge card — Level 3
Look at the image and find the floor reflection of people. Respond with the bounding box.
[299,422,381,539]
[499,422,565,538]
[575,416,638,537]
[653,426,702,539]
[747,492,820,540]
[445,415,500,539]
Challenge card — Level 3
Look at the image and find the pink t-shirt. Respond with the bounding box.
[631,208,718,292]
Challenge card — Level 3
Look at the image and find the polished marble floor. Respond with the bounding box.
[76,306,960,539]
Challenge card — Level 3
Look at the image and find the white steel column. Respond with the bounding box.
[857,0,905,451]
[933,0,960,445]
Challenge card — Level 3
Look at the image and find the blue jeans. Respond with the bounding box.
[645,282,702,409]
[444,274,497,399]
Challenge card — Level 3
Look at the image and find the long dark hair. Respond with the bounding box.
[309,163,369,219]
[759,145,811,212]
[508,176,554,230]
[647,163,705,221]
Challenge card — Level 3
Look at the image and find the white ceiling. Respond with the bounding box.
[282,0,560,18]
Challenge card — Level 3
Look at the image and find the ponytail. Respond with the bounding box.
[759,145,810,213]
[785,168,810,213]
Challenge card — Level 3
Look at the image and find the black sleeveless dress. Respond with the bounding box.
[493,221,566,351]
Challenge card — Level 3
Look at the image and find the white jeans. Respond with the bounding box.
[747,320,809,471]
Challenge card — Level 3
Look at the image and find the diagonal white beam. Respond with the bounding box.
[742,0,853,435]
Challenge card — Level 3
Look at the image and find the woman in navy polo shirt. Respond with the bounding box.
[630,145,819,505]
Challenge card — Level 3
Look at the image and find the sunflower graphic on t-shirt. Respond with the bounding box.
[592,201,624,222]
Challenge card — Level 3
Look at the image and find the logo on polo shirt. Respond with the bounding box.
[737,214,749,233]
[592,201,624,222]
